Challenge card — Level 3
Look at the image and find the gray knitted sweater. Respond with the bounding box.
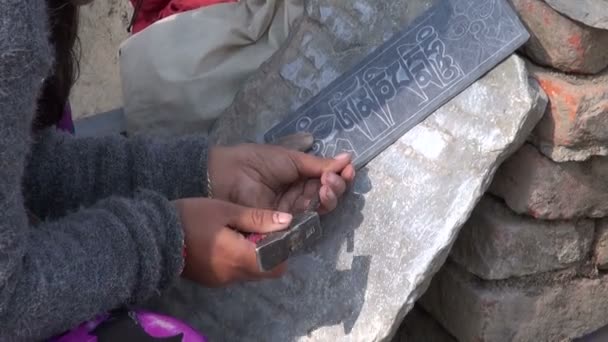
[0,1,209,340]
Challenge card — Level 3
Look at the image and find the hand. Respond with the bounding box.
[208,137,356,215]
[174,197,292,287]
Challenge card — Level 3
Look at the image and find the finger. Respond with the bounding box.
[318,185,338,214]
[226,203,293,233]
[273,132,314,152]
[341,164,356,187]
[288,151,352,178]
[224,229,265,281]
[276,180,306,213]
[292,179,321,213]
[321,172,346,198]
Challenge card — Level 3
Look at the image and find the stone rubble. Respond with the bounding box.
[450,195,594,280]
[544,0,608,30]
[528,63,608,162]
[421,1,608,340]
[420,262,608,342]
[489,143,608,220]
[593,219,608,270]
[511,0,608,75]
[393,305,456,342]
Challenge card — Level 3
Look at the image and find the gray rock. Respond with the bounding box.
[420,262,608,342]
[209,2,434,144]
[393,305,456,342]
[450,195,594,280]
[545,0,608,30]
[146,4,546,342]
[490,144,608,220]
[593,219,608,270]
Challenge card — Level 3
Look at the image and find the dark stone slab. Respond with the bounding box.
[265,0,529,169]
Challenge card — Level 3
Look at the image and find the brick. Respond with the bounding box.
[528,64,608,162]
[594,219,608,270]
[510,0,608,74]
[419,262,608,342]
[490,143,608,219]
[544,0,608,30]
[450,196,594,280]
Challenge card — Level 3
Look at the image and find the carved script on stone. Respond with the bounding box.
[265,0,529,168]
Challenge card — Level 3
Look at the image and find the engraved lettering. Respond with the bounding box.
[351,85,376,119]
[329,82,361,131]
[399,46,444,90]
[390,60,428,103]
[363,67,395,108]
[364,62,426,113]
[417,26,462,86]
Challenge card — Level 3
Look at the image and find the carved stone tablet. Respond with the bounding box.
[265,0,529,169]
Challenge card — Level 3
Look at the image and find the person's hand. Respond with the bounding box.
[207,136,356,215]
[174,197,292,287]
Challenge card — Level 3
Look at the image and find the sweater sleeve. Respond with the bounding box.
[0,191,186,341]
[24,129,209,220]
[0,1,185,340]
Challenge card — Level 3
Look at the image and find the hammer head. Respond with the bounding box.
[252,211,322,272]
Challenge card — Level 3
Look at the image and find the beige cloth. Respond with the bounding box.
[119,0,304,136]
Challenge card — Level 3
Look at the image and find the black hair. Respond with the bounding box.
[34,0,80,131]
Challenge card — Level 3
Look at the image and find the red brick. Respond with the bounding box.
[528,64,608,162]
[489,144,608,220]
[420,262,608,342]
[511,0,608,74]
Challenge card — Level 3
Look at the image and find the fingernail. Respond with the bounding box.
[334,152,351,161]
[327,172,340,186]
[274,212,293,224]
[323,186,335,201]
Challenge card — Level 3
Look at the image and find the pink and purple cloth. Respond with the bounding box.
[49,309,207,342]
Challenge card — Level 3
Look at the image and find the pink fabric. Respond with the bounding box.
[129,0,237,34]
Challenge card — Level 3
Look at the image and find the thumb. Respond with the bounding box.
[274,132,314,152]
[225,203,293,233]
[288,150,352,178]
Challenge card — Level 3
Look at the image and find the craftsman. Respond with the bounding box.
[0,0,355,340]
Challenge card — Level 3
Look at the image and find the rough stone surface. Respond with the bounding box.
[528,64,608,162]
[593,219,608,270]
[393,305,456,342]
[545,0,608,30]
[71,0,132,118]
[510,0,608,74]
[420,262,608,342]
[450,195,595,280]
[210,1,434,143]
[490,143,608,220]
[142,2,546,341]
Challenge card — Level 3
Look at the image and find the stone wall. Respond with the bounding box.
[416,0,608,340]
[70,0,131,119]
